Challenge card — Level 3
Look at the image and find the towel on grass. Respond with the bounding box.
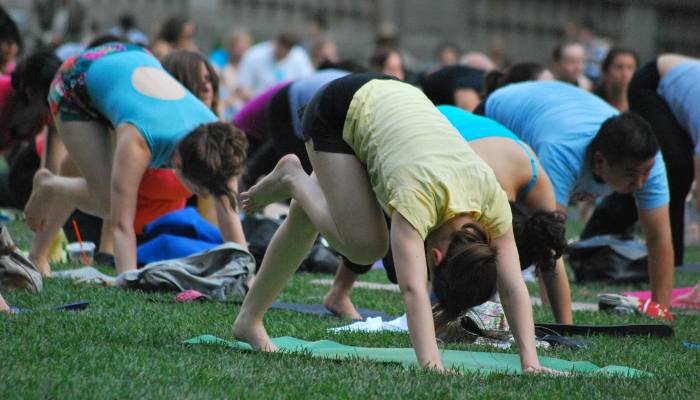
[184,335,650,377]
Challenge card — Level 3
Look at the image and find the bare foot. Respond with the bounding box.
[24,169,55,232]
[28,254,52,277]
[232,313,279,352]
[675,281,700,306]
[0,294,10,312]
[240,155,304,214]
[323,291,362,320]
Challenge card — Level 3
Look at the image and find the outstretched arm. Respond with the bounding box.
[391,211,443,371]
[111,124,150,274]
[523,165,573,324]
[41,123,65,174]
[492,227,560,374]
[638,204,674,307]
[216,177,248,250]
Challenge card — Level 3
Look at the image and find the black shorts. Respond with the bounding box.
[299,73,398,154]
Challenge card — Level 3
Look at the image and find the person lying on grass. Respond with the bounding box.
[23,42,247,275]
[323,105,571,324]
[232,73,563,374]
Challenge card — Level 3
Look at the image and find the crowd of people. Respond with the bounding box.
[1,3,699,373]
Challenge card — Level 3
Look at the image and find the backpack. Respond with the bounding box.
[242,214,340,274]
[567,235,648,284]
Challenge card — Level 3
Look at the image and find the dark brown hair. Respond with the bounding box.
[10,50,61,102]
[177,122,248,210]
[483,61,549,98]
[601,46,639,73]
[510,201,567,273]
[154,13,191,44]
[161,49,220,112]
[590,113,658,164]
[369,48,399,73]
[432,223,499,335]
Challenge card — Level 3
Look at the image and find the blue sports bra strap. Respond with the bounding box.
[516,141,538,202]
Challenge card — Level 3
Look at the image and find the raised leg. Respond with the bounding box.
[25,118,114,275]
[235,142,389,351]
[242,151,388,263]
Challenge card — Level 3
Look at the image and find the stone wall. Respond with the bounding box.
[4,0,699,66]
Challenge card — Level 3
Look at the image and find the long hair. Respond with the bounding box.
[10,51,61,102]
[510,201,567,272]
[177,122,248,211]
[432,222,498,336]
[161,49,220,112]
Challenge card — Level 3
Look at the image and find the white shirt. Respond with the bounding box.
[236,41,314,96]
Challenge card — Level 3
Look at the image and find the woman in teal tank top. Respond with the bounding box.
[438,105,571,324]
[24,43,248,275]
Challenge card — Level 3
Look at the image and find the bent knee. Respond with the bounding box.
[343,237,389,266]
[91,196,111,219]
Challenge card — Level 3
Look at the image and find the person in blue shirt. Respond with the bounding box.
[480,80,674,308]
[584,54,700,268]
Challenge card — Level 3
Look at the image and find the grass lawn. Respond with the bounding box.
[1,215,699,399]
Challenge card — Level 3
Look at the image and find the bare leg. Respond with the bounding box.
[243,150,388,263]
[323,259,363,320]
[99,220,114,254]
[232,199,319,350]
[28,182,75,276]
[235,145,388,351]
[26,119,114,275]
[675,280,700,306]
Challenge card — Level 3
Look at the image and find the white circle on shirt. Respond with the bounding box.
[131,66,186,100]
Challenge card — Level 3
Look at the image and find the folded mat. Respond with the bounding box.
[184,335,650,377]
[621,288,698,308]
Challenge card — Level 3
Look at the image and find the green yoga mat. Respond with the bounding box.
[184,335,650,377]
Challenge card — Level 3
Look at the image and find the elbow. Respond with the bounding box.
[399,281,427,299]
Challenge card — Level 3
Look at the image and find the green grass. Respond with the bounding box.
[2,217,700,399]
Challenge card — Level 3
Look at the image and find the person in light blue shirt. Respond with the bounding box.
[482,80,674,308]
